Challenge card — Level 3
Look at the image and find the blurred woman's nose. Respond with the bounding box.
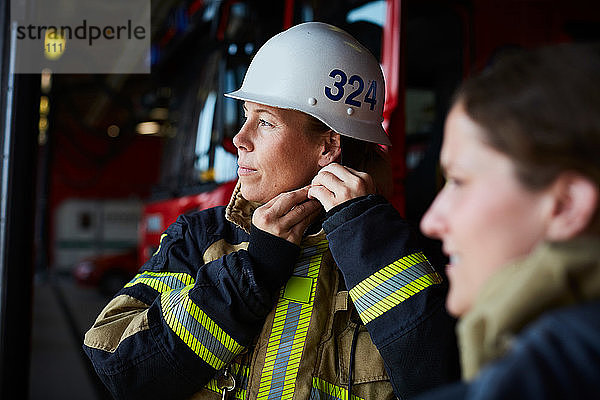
[233,122,253,152]
[420,195,446,240]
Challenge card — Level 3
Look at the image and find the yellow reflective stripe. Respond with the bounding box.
[153,233,168,256]
[124,271,195,293]
[310,377,365,400]
[351,252,427,296]
[160,285,244,370]
[355,273,442,324]
[256,239,328,400]
[349,252,443,324]
[204,378,221,395]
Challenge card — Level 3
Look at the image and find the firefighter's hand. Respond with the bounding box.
[308,163,376,212]
[252,187,322,245]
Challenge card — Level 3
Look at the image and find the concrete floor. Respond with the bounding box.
[29,274,113,400]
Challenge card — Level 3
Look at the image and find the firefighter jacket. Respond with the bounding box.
[413,236,600,399]
[83,187,459,400]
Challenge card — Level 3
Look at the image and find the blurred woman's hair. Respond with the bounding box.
[303,114,392,199]
[454,42,600,233]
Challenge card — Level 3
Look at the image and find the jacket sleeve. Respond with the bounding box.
[322,195,460,399]
[83,212,299,400]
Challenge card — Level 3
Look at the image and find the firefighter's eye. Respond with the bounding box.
[258,119,274,127]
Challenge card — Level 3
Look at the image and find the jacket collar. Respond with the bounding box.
[458,236,600,380]
[225,181,261,234]
[225,181,327,243]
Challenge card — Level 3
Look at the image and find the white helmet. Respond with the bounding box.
[225,22,390,146]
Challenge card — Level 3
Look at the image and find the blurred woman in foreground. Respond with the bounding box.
[418,43,600,398]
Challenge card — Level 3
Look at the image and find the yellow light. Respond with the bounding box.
[200,168,215,181]
[44,29,66,60]
[136,121,160,135]
[40,96,50,115]
[39,116,48,131]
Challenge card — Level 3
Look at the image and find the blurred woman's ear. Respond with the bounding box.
[318,132,342,167]
[545,172,599,241]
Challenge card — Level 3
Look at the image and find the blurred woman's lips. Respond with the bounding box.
[237,165,257,176]
[445,255,459,278]
[443,247,459,268]
[449,254,459,266]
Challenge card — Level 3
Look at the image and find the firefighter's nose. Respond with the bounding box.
[233,122,253,152]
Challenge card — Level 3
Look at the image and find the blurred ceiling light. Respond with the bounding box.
[40,96,50,115]
[107,124,120,138]
[39,116,48,131]
[41,68,52,93]
[149,107,169,120]
[136,121,161,135]
[38,130,47,146]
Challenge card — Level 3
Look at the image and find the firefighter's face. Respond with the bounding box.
[233,102,328,204]
[420,103,553,317]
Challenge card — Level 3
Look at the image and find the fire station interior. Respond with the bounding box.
[1,0,599,398]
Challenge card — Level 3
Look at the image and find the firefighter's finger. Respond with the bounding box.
[339,166,376,193]
[317,163,356,181]
[257,185,305,210]
[280,197,322,225]
[311,170,346,194]
[286,204,323,244]
[265,187,311,215]
[266,188,317,225]
[310,165,375,211]
[317,163,376,195]
[307,184,337,212]
[252,187,320,244]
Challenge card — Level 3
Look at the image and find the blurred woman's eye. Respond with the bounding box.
[444,176,464,188]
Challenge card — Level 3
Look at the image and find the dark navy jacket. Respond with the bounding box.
[413,300,600,400]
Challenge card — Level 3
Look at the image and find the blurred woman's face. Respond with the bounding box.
[233,102,324,204]
[420,103,553,317]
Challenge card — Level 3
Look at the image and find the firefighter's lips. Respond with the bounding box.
[237,165,257,176]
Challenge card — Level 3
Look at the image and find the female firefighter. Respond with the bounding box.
[83,22,459,400]
[312,43,600,399]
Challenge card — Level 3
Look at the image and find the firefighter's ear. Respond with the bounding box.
[318,131,341,167]
[545,172,598,241]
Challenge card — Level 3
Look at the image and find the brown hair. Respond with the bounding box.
[302,113,392,199]
[454,43,600,233]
